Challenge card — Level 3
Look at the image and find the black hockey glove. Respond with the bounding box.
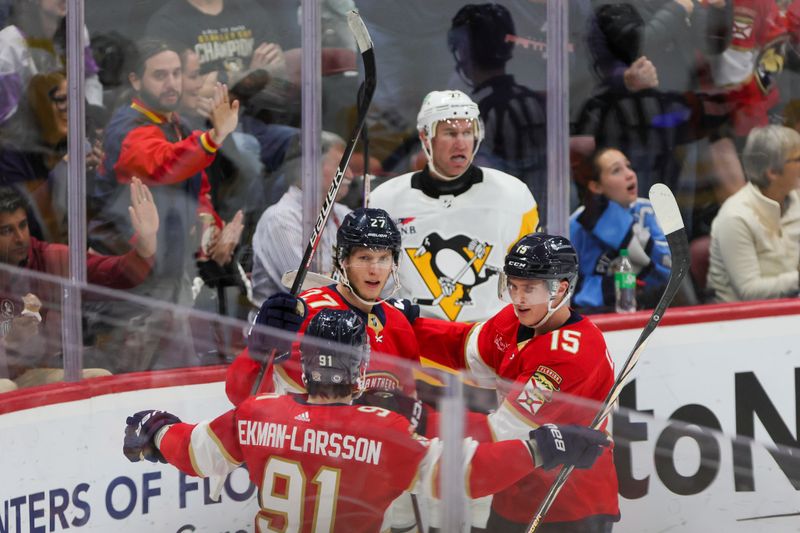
[355,389,428,435]
[248,292,308,363]
[123,410,181,463]
[529,424,610,471]
[387,298,420,325]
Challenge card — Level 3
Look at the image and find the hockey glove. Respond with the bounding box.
[248,292,308,363]
[624,219,653,273]
[355,389,428,435]
[529,423,610,471]
[387,298,420,325]
[123,410,181,463]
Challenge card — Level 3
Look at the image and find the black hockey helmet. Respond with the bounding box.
[334,207,402,268]
[300,309,370,395]
[504,233,579,293]
[448,3,515,70]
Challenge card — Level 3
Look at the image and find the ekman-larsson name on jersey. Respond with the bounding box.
[237,420,383,465]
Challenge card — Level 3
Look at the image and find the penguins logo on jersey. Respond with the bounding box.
[406,232,498,320]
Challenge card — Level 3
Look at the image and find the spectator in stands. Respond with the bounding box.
[0,0,103,124]
[707,125,800,302]
[590,0,730,95]
[249,131,352,318]
[91,38,242,304]
[578,1,743,240]
[447,3,549,224]
[176,46,296,233]
[87,38,243,370]
[0,71,69,243]
[570,147,672,312]
[0,178,158,392]
[177,48,215,131]
[0,71,105,244]
[145,0,285,87]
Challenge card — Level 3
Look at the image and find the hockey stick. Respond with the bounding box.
[281,269,336,292]
[362,122,370,207]
[411,242,491,306]
[526,183,689,532]
[249,10,376,396]
[291,10,375,295]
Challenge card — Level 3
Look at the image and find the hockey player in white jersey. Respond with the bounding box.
[370,90,539,322]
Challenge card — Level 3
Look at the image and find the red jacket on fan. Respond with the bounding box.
[0,236,153,377]
[225,285,421,406]
[412,305,620,525]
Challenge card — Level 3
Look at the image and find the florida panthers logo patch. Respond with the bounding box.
[405,232,499,320]
[515,371,560,417]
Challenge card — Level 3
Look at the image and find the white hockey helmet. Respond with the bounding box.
[416,90,484,178]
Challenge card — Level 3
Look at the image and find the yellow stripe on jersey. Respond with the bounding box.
[413,357,455,387]
[206,424,241,467]
[462,322,486,375]
[513,205,540,249]
[188,443,204,477]
[275,364,306,393]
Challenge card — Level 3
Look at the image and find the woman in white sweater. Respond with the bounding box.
[707,125,800,302]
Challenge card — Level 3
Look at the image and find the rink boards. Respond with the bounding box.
[0,299,798,532]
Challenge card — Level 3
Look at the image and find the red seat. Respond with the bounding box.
[689,235,711,294]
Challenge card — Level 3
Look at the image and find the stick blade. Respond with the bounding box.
[649,184,684,235]
[347,10,373,53]
[281,270,337,292]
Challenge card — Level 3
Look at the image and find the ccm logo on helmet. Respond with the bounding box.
[508,261,526,268]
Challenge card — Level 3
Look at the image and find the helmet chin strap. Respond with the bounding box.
[531,281,573,329]
[338,265,401,308]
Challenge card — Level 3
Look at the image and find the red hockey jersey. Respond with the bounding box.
[158,393,537,533]
[226,285,421,406]
[413,305,620,524]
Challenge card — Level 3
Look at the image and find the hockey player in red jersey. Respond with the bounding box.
[225,207,423,406]
[412,233,620,531]
[123,308,611,533]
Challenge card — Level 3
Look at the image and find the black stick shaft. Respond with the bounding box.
[250,12,375,397]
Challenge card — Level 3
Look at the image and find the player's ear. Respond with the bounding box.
[587,178,603,196]
[129,72,141,92]
[419,130,431,149]
[557,280,569,298]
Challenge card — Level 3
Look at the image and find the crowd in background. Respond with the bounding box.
[1,0,800,388]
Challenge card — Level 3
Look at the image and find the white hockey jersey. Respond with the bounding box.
[370,166,538,322]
